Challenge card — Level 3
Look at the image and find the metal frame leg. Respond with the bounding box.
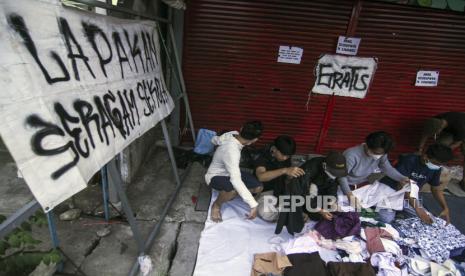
[167,19,196,143]
[128,119,184,276]
[106,160,145,255]
[46,211,63,271]
[101,166,110,222]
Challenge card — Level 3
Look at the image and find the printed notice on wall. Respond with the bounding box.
[277,46,303,64]
[0,0,174,211]
[415,71,439,87]
[336,36,361,56]
[312,54,377,99]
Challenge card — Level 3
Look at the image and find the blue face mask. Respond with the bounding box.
[425,161,441,170]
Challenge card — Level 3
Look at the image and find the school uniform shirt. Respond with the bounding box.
[435,112,465,142]
[381,154,441,190]
[338,144,405,195]
[205,131,258,208]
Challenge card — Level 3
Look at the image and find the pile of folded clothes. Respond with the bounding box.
[250,210,465,276]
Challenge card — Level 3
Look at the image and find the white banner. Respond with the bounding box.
[312,54,377,99]
[0,0,174,211]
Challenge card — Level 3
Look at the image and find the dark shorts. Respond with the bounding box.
[210,171,262,192]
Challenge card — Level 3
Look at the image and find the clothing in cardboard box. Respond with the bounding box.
[251,252,292,276]
[326,261,376,276]
[283,252,327,276]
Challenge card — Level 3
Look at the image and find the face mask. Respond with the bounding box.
[370,154,383,160]
[325,169,337,179]
[425,161,441,170]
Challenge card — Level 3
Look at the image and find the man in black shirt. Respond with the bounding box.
[300,152,348,221]
[255,135,305,196]
[419,112,465,190]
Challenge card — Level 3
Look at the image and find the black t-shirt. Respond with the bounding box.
[254,145,291,194]
[435,112,465,141]
[255,145,291,171]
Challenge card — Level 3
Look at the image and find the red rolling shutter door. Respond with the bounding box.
[322,1,465,158]
[183,0,465,157]
[183,0,354,150]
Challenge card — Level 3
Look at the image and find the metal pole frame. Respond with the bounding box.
[0,200,40,240]
[67,0,170,23]
[107,160,145,254]
[168,21,197,143]
[314,0,362,153]
[46,211,64,271]
[155,21,197,143]
[128,119,184,276]
[101,166,110,222]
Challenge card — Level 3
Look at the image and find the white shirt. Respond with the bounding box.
[205,131,258,208]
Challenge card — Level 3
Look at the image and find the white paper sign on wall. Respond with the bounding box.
[415,71,439,87]
[277,46,303,64]
[312,54,377,99]
[0,0,174,211]
[336,36,361,56]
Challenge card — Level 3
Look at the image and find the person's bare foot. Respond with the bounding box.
[211,203,222,222]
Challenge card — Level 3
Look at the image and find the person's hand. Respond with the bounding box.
[309,183,318,198]
[246,207,258,220]
[416,208,433,224]
[320,210,333,221]
[348,194,362,211]
[439,208,451,225]
[285,167,305,178]
[367,172,385,184]
[399,177,410,187]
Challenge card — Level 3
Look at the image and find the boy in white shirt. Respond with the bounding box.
[205,121,264,222]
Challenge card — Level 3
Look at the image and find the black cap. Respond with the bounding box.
[274,135,296,156]
[325,151,347,177]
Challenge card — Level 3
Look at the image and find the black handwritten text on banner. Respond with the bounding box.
[312,54,377,99]
[0,0,174,211]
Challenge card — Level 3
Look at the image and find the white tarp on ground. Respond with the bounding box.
[0,0,174,211]
[193,191,338,276]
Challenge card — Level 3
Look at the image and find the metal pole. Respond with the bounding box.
[167,22,197,143]
[0,200,40,240]
[67,0,170,23]
[107,160,145,254]
[127,119,184,276]
[46,211,63,271]
[161,119,182,188]
[101,166,110,222]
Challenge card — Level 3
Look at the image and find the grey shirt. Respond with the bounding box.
[338,144,406,195]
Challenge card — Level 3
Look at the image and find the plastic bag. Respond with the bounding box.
[193,128,217,155]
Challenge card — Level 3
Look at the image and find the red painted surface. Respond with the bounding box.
[182,0,465,162]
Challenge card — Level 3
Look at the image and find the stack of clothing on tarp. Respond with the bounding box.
[250,209,465,276]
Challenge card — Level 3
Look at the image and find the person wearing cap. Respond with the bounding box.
[299,151,348,221]
[418,112,465,191]
[255,135,305,197]
[379,144,453,224]
[338,131,410,207]
[205,121,264,222]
